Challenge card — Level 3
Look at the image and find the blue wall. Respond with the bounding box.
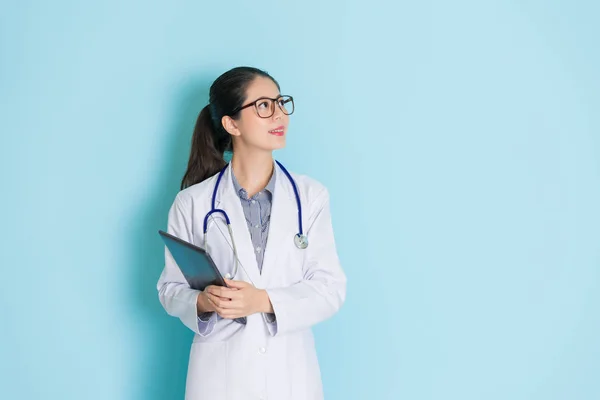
[1,1,598,399]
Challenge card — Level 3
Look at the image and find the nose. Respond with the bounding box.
[272,102,284,120]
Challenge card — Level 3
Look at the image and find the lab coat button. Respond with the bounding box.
[259,347,266,354]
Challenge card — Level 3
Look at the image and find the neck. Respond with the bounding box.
[230,150,274,197]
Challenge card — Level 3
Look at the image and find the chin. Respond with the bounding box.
[267,137,286,151]
[273,141,286,150]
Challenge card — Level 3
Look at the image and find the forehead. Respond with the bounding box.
[244,76,280,101]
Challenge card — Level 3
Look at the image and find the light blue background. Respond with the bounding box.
[1,1,598,399]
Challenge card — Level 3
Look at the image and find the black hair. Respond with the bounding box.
[180,66,281,190]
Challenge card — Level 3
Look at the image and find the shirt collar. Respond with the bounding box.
[231,165,276,200]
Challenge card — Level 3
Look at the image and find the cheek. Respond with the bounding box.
[240,119,270,143]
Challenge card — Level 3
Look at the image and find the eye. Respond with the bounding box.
[257,100,270,109]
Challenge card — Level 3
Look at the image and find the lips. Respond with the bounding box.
[268,125,285,136]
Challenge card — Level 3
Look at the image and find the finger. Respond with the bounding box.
[223,299,246,311]
[207,293,235,309]
[208,286,237,298]
[206,296,220,314]
[205,292,231,304]
[225,278,247,287]
[210,294,247,311]
[211,305,234,318]
[225,279,251,289]
[206,284,232,292]
[210,303,237,318]
[223,290,243,301]
[206,287,234,300]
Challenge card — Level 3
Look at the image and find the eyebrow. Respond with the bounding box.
[251,94,283,101]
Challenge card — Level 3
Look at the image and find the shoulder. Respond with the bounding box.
[171,172,219,210]
[286,169,330,210]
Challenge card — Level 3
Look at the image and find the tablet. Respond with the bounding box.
[158,230,246,325]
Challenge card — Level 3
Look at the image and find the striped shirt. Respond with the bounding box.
[231,169,276,273]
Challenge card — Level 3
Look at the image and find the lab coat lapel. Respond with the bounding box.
[214,164,263,288]
[260,163,297,279]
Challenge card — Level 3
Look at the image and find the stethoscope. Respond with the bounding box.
[202,160,308,279]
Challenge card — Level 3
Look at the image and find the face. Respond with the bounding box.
[222,76,290,153]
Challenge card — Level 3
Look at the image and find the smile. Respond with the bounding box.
[268,126,285,136]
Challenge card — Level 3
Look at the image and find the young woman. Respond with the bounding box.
[157,66,346,400]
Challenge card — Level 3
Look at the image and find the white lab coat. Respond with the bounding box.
[156,162,346,400]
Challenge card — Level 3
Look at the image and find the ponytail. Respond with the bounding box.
[180,105,229,190]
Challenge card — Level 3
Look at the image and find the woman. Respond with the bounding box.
[157,66,346,400]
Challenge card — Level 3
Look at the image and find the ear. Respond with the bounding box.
[221,115,241,137]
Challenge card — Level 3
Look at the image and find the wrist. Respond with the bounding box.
[197,291,213,314]
[259,289,274,314]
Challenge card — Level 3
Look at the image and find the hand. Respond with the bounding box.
[197,285,232,314]
[204,279,273,319]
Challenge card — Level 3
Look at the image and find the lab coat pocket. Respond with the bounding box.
[185,341,228,399]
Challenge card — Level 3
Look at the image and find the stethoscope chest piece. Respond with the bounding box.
[294,233,309,249]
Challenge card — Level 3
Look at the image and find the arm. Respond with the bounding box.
[156,193,218,336]
[265,187,347,336]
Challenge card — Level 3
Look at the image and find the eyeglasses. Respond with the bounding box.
[230,95,294,118]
